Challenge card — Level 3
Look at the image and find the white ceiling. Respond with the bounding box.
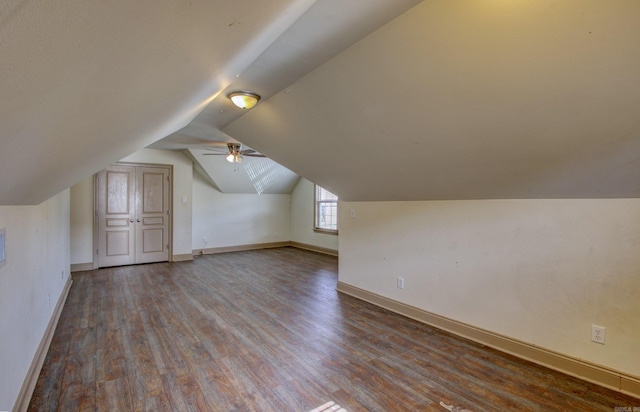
[2,0,640,204]
[0,0,315,204]
[225,0,640,201]
[186,148,300,195]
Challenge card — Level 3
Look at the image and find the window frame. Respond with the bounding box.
[314,185,338,235]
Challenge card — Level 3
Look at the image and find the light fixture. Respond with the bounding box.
[225,144,243,163]
[228,91,261,109]
[226,152,242,163]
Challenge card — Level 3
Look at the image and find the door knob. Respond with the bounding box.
[137,218,141,222]
[130,219,134,223]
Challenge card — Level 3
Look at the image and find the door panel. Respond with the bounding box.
[106,171,132,214]
[97,166,136,267]
[142,229,164,252]
[97,164,170,268]
[136,167,169,264]
[106,218,130,227]
[106,230,131,256]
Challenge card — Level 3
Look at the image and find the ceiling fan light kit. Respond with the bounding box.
[226,152,243,163]
[228,91,261,109]
[203,143,266,164]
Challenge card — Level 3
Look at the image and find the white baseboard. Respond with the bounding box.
[14,276,73,412]
[289,241,338,256]
[194,241,291,256]
[70,262,93,272]
[337,281,640,400]
[72,254,195,270]
[193,241,338,257]
[171,253,193,262]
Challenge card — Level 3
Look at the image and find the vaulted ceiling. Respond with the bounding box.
[2,1,640,205]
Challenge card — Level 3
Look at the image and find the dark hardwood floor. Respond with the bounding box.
[29,247,637,411]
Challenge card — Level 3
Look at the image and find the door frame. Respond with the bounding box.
[93,161,173,269]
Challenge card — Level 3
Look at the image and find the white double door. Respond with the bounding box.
[96,164,171,268]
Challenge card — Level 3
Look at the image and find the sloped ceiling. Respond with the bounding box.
[2,1,640,204]
[186,148,299,195]
[225,1,640,201]
[0,0,316,204]
[149,0,422,194]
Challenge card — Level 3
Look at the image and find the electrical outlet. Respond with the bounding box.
[591,325,605,344]
[397,276,405,289]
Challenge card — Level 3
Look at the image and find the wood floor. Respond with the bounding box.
[29,247,638,411]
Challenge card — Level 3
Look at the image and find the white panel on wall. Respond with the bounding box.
[0,228,5,267]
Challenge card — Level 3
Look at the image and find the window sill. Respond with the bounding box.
[313,228,339,236]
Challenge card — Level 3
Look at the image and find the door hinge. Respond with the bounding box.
[96,249,99,255]
[167,210,170,216]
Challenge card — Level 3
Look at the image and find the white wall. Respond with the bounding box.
[0,191,71,411]
[290,178,339,251]
[192,172,291,249]
[339,199,640,378]
[70,148,309,263]
[70,176,93,265]
[70,148,194,265]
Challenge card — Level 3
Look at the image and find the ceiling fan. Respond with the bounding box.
[202,143,265,163]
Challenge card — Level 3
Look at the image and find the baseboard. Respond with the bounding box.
[14,276,73,412]
[336,281,640,400]
[172,253,193,262]
[289,241,338,256]
[193,241,338,257]
[194,241,291,256]
[70,262,93,272]
[622,378,640,399]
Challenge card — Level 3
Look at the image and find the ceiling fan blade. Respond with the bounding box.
[200,143,265,163]
[239,149,266,157]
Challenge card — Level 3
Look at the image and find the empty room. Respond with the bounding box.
[1,1,639,411]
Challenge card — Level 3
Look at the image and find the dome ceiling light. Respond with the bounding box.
[228,91,261,109]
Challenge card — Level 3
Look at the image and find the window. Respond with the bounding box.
[314,185,338,233]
